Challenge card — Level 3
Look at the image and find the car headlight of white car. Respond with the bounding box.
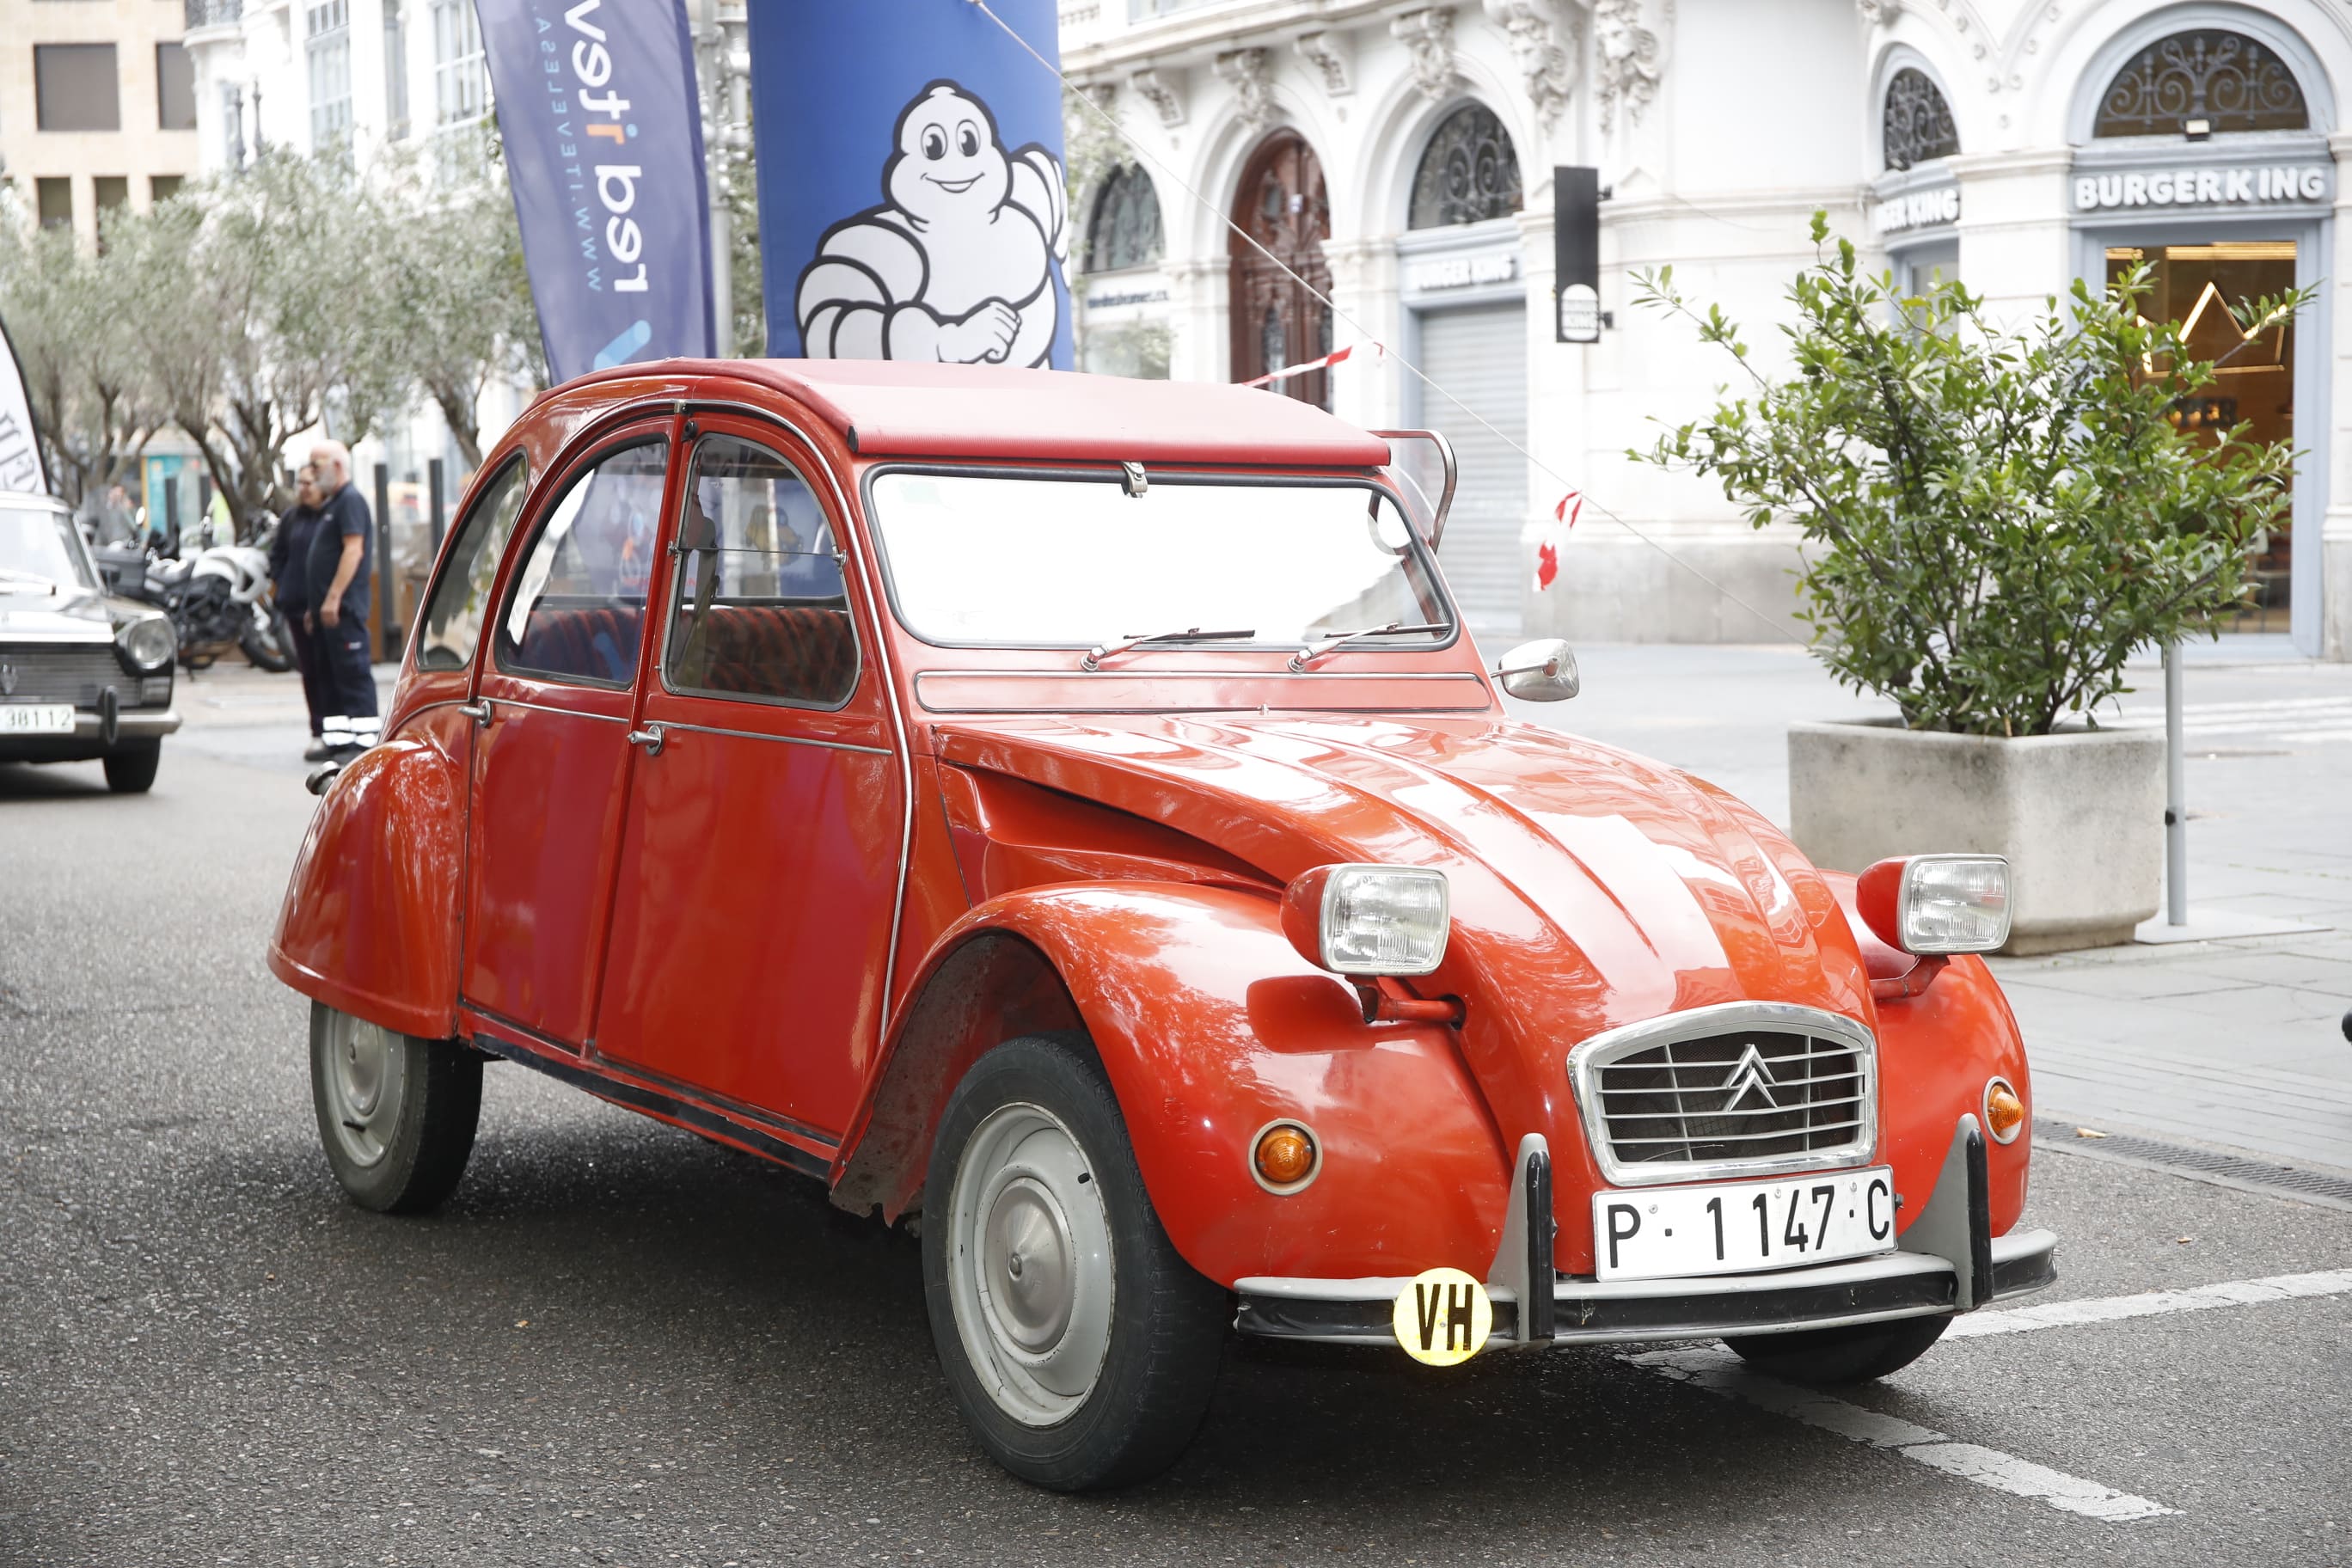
[118,612,176,673]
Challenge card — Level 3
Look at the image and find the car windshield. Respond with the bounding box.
[0,502,100,592]
[867,472,1453,649]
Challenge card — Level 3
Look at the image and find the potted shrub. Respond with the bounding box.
[1633,215,2304,952]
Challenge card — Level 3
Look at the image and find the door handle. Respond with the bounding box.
[627,725,667,756]
[458,701,492,725]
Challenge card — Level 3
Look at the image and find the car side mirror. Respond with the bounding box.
[1493,639,1578,702]
[305,760,344,797]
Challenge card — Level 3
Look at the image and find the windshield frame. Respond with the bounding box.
[856,462,1462,656]
[0,499,104,594]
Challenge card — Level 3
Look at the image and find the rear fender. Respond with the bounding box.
[834,882,1511,1288]
[266,703,469,1040]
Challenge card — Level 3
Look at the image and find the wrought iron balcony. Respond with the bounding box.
[185,0,243,33]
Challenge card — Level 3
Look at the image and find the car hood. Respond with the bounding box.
[934,713,1877,1173]
[0,586,117,640]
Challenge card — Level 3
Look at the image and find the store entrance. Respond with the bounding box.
[2105,242,2297,630]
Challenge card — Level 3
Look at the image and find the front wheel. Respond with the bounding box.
[1724,1314,1949,1384]
[241,604,297,672]
[922,1035,1228,1491]
[102,740,160,793]
[309,1002,481,1214]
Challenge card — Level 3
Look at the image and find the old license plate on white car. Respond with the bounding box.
[0,704,75,736]
[1593,1167,1896,1281]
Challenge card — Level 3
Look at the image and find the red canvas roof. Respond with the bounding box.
[573,358,1394,468]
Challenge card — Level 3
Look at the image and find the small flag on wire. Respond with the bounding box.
[1241,341,1381,388]
[1535,491,1582,591]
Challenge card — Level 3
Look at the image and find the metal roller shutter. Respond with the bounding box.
[1415,301,1528,638]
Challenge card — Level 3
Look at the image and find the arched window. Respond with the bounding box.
[1085,163,1164,273]
[1408,102,1522,229]
[2094,29,2308,137]
[1883,67,1959,170]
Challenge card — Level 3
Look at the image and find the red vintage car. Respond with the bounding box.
[271,360,2055,1491]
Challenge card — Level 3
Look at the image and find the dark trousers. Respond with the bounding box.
[315,614,380,721]
[285,614,330,737]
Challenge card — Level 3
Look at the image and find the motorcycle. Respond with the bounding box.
[95,516,296,673]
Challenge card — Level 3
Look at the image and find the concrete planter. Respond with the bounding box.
[1787,720,2163,955]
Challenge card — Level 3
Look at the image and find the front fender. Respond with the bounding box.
[853,882,1513,1289]
[266,707,467,1040]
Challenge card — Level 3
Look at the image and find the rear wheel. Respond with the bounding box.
[102,741,160,793]
[922,1035,1227,1491]
[241,605,297,672]
[1724,1314,1950,1383]
[309,1001,481,1214]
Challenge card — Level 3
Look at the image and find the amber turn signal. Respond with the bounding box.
[1252,1121,1320,1192]
[1984,1078,2025,1144]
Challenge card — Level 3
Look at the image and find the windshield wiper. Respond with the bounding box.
[1288,620,1450,671]
[1081,627,1258,671]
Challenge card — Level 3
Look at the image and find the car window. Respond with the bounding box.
[497,438,669,687]
[414,456,528,672]
[663,435,858,708]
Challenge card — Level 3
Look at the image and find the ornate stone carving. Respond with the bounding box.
[1129,66,1186,128]
[1389,9,1461,104]
[1215,46,1277,131]
[1294,30,1354,97]
[1482,0,1576,131]
[1594,0,1661,132]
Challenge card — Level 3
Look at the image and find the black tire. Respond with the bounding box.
[241,606,297,672]
[1724,1314,1950,1383]
[309,1001,482,1214]
[922,1035,1228,1491]
[102,741,161,794]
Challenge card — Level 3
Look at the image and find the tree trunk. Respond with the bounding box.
[427,378,484,471]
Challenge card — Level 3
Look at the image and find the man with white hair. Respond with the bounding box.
[303,439,380,760]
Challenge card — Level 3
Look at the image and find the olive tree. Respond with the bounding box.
[0,202,166,505]
[1633,213,2306,737]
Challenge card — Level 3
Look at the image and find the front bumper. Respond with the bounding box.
[0,707,181,762]
[1234,1116,2057,1349]
[1236,1227,2057,1345]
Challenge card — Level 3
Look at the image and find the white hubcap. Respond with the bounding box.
[946,1103,1115,1426]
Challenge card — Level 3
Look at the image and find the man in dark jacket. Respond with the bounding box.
[303,440,380,762]
[268,466,333,760]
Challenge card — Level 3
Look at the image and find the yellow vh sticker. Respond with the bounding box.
[1392,1267,1492,1365]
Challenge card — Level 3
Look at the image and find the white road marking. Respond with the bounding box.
[1626,1346,2175,1521]
[1944,1267,2352,1338]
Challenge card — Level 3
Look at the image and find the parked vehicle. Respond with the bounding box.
[2,491,181,793]
[270,362,2056,1491]
[95,518,295,674]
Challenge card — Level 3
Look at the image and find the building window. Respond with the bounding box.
[1883,67,1958,170]
[307,0,353,153]
[384,5,411,141]
[36,178,74,231]
[432,0,487,127]
[1407,102,1522,229]
[156,41,197,131]
[1085,164,1164,273]
[151,175,184,204]
[2094,29,2308,138]
[35,44,121,132]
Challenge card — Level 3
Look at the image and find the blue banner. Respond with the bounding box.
[475,0,714,384]
[747,0,1072,368]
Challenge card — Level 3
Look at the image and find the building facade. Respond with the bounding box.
[0,0,200,245]
[1060,0,2352,659]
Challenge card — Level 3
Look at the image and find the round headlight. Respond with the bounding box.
[119,613,176,672]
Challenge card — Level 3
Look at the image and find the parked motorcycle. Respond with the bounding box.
[93,518,295,673]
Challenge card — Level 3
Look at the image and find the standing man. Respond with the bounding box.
[303,440,382,762]
[269,465,332,761]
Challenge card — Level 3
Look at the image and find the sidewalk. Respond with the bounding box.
[1514,638,2352,1176]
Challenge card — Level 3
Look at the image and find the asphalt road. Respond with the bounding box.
[3,717,2349,1566]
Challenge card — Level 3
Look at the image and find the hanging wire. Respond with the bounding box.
[966,0,1808,646]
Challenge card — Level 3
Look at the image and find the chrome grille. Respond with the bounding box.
[0,644,140,709]
[1569,1003,1877,1185]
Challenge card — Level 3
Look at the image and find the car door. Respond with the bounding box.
[462,423,676,1050]
[591,420,903,1137]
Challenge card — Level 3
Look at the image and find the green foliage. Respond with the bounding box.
[1632,212,2306,737]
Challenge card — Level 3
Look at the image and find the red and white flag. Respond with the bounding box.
[1534,491,1582,591]
[1241,340,1381,388]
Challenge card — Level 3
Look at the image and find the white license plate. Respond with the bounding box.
[0,704,75,736]
[1594,1167,1896,1281]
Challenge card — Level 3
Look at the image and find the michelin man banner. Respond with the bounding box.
[748,0,1073,368]
[475,0,715,384]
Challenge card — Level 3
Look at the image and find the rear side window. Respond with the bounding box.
[497,438,669,687]
[414,456,528,672]
[663,435,858,707]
